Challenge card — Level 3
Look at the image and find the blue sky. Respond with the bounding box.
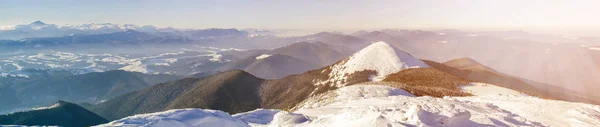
[1,0,599,35]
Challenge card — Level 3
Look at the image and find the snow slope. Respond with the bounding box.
[99,83,600,127]
[96,109,249,127]
[295,84,415,110]
[457,94,600,127]
[460,82,526,96]
[315,41,430,87]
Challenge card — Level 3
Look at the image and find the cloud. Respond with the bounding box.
[0,25,16,30]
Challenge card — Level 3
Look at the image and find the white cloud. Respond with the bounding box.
[0,25,15,30]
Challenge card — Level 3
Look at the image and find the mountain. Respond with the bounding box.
[295,32,370,51]
[88,70,264,120]
[351,30,420,54]
[349,30,369,37]
[352,29,600,103]
[2,30,178,48]
[0,21,277,51]
[0,101,108,127]
[219,54,318,79]
[219,41,351,79]
[183,28,248,40]
[0,86,21,112]
[443,57,499,73]
[268,41,352,66]
[96,108,248,127]
[89,41,436,120]
[92,41,600,126]
[0,21,165,40]
[424,58,600,105]
[100,82,600,127]
[0,70,182,113]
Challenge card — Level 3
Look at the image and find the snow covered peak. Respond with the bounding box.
[16,21,55,31]
[345,41,429,72]
[29,21,47,26]
[315,41,429,87]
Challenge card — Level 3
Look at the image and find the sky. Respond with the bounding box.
[1,0,599,36]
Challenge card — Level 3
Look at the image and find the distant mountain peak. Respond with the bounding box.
[29,21,47,26]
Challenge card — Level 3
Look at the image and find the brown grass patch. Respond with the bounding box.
[382,68,472,97]
[423,60,552,99]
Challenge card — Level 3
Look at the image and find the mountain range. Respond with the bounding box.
[2,21,600,126]
[85,41,554,121]
[0,70,182,113]
[1,41,600,126]
[90,41,600,127]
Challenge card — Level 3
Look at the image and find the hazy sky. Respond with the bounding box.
[1,0,599,35]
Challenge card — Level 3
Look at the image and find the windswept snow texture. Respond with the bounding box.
[457,95,600,127]
[295,84,415,110]
[317,41,430,87]
[95,109,249,127]
[101,84,600,127]
[232,109,281,126]
[460,82,527,96]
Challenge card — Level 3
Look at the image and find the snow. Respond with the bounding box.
[269,111,310,126]
[95,109,249,127]
[0,50,225,75]
[30,103,61,111]
[589,47,600,51]
[295,84,415,110]
[119,61,148,73]
[255,54,272,60]
[102,82,600,127]
[0,72,29,78]
[10,63,24,70]
[460,82,526,96]
[457,95,600,127]
[292,89,544,127]
[233,109,281,126]
[315,41,430,87]
[199,53,225,62]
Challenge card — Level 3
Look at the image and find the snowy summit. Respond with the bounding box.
[315,41,430,87]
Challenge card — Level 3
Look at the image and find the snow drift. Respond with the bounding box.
[95,109,248,127]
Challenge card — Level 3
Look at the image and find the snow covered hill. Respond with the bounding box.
[313,41,430,87]
[98,82,600,127]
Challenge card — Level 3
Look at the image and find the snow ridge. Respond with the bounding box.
[316,41,430,87]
